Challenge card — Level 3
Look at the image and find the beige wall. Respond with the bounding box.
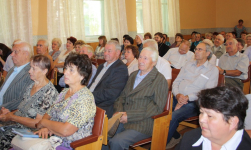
[125,0,137,32]
[31,0,47,36]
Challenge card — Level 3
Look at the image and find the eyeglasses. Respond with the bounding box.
[194,48,205,52]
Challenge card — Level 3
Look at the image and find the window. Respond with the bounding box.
[84,0,104,36]
[136,0,144,34]
[161,0,169,34]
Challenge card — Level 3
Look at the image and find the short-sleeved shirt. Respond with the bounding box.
[156,56,172,79]
[172,60,219,101]
[219,51,249,80]
[163,47,194,69]
[47,87,96,148]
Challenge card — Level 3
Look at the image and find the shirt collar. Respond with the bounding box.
[103,60,117,69]
[14,62,29,72]
[192,129,243,150]
[192,60,209,68]
[136,70,150,79]
[226,51,239,57]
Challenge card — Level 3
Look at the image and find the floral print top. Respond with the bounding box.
[47,86,96,149]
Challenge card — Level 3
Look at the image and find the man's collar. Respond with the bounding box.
[226,51,239,57]
[192,60,209,68]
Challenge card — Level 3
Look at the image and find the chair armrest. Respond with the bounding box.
[151,111,169,119]
[70,135,99,148]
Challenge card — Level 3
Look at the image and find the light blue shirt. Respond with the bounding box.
[133,70,150,89]
[244,46,251,61]
[59,64,97,87]
[0,63,29,106]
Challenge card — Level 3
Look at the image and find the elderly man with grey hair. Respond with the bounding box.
[88,40,128,119]
[59,44,97,87]
[166,42,219,149]
[217,38,249,90]
[0,41,34,111]
[212,34,226,59]
[36,39,54,71]
[143,39,172,89]
[107,47,168,150]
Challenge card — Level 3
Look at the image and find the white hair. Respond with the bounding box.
[82,44,94,54]
[203,39,214,47]
[217,34,224,42]
[200,42,213,60]
[38,39,49,47]
[52,38,62,48]
[246,34,251,40]
[14,40,33,58]
[227,38,238,45]
[141,47,158,62]
[107,40,121,51]
[143,39,158,52]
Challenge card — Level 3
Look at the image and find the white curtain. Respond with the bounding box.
[142,0,163,35]
[0,0,33,48]
[47,0,85,51]
[167,0,180,44]
[104,0,128,44]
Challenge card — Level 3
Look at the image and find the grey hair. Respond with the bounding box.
[236,38,245,47]
[205,32,213,37]
[141,47,158,62]
[107,40,121,51]
[52,38,62,48]
[82,44,94,54]
[217,34,224,42]
[202,39,214,47]
[14,40,33,58]
[143,39,158,51]
[38,39,49,47]
[180,40,191,48]
[246,34,251,40]
[201,42,213,60]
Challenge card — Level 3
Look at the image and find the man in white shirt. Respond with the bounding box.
[163,40,194,69]
[143,39,172,89]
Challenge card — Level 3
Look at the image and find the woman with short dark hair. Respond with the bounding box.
[176,86,251,150]
[170,33,184,48]
[15,53,96,149]
[0,55,58,149]
[122,45,139,75]
[0,43,12,69]
[120,36,134,60]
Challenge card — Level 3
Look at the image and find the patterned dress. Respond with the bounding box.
[47,86,96,149]
[0,82,58,150]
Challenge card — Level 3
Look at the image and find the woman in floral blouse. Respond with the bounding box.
[0,55,58,150]
[34,53,96,149]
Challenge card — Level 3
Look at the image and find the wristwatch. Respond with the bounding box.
[223,70,226,75]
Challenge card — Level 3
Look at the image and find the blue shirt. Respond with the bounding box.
[0,63,29,106]
[59,64,97,87]
[133,70,150,89]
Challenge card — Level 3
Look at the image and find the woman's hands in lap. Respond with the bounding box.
[34,128,53,139]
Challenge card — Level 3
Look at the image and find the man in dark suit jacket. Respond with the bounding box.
[0,41,33,111]
[88,40,128,119]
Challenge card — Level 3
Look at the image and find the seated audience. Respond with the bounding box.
[0,43,12,69]
[212,32,218,42]
[54,36,77,92]
[121,36,134,60]
[188,31,197,45]
[17,53,96,149]
[163,40,194,69]
[232,31,237,39]
[205,32,213,41]
[36,39,54,71]
[176,86,251,150]
[88,40,128,118]
[74,40,85,53]
[190,33,202,52]
[135,34,144,53]
[163,34,171,46]
[166,42,219,149]
[49,38,62,61]
[246,34,251,49]
[108,47,168,150]
[0,55,58,149]
[241,32,248,49]
[234,19,247,38]
[202,39,217,66]
[211,34,226,59]
[218,38,249,90]
[2,39,20,77]
[0,41,34,110]
[59,45,97,87]
[220,31,226,43]
[170,33,184,48]
[143,39,172,89]
[144,32,152,40]
[226,32,234,41]
[122,45,139,75]
[237,38,245,53]
[95,35,107,59]
[154,32,169,57]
